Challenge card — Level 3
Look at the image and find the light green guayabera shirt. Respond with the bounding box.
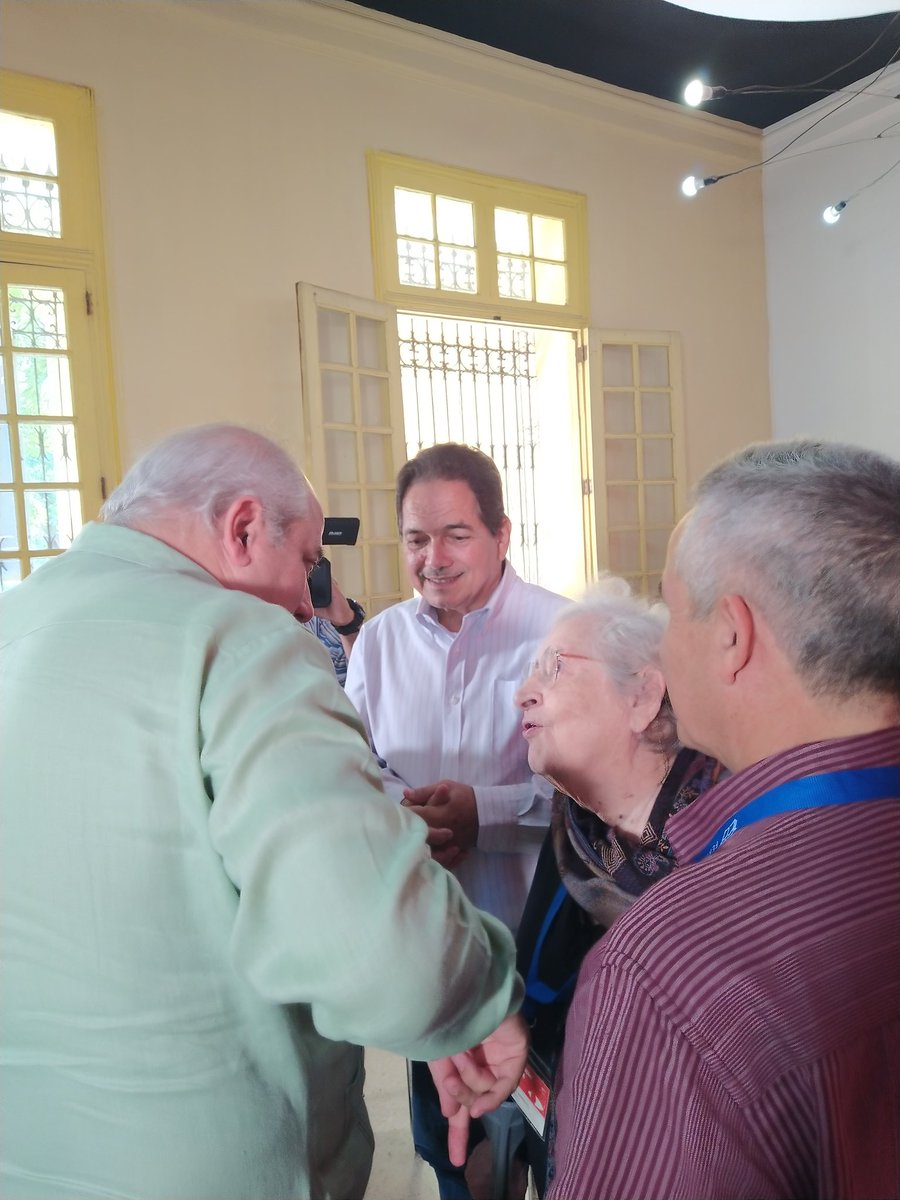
[0,523,520,1200]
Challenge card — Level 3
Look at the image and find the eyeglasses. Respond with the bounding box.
[525,646,605,687]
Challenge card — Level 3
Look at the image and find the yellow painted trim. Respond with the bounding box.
[296,281,410,609]
[1,70,120,508]
[574,328,598,583]
[588,330,685,595]
[368,150,589,328]
[1,264,99,578]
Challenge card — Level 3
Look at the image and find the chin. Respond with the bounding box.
[423,587,460,608]
[528,751,552,780]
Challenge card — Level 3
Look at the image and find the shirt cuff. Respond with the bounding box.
[474,784,550,854]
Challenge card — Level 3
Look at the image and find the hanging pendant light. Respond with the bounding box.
[660,1,897,19]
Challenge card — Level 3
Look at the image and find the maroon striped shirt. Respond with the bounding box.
[548,727,900,1200]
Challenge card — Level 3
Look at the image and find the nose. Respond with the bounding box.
[293,577,314,623]
[514,674,539,710]
[424,538,452,570]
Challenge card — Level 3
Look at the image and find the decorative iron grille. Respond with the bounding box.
[398,314,541,583]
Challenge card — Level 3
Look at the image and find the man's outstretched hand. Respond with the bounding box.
[427,1014,529,1166]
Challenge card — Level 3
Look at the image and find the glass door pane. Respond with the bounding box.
[589,334,685,597]
[0,264,99,588]
[297,282,407,612]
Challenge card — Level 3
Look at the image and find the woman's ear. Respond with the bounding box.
[629,666,667,735]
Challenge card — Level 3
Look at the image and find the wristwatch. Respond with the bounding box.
[333,598,366,636]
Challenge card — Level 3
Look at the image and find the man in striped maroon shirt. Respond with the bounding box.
[548,441,900,1200]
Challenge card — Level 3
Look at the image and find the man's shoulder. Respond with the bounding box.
[3,537,322,699]
[581,797,900,1042]
[514,577,568,605]
[496,571,568,623]
[22,528,300,646]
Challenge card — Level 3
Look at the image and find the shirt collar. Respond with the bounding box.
[68,521,218,584]
[667,727,900,865]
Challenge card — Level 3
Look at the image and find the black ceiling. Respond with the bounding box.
[350,0,900,129]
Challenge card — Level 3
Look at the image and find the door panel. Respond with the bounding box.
[0,262,103,588]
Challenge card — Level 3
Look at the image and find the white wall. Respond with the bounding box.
[764,63,900,459]
[3,0,772,481]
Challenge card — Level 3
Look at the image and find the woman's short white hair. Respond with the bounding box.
[554,573,677,755]
[101,423,316,540]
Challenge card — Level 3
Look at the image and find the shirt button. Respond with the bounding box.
[450,694,461,705]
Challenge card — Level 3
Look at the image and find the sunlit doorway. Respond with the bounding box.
[398,314,586,598]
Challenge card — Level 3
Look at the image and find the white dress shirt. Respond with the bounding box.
[345,563,568,931]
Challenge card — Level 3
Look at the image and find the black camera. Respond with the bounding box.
[308,517,360,608]
[321,517,360,547]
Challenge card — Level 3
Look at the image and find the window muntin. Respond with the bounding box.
[394,188,478,293]
[297,283,408,615]
[594,337,686,598]
[494,208,567,305]
[0,70,120,590]
[0,276,90,588]
[369,153,588,328]
[0,110,61,239]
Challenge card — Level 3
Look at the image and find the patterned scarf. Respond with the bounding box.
[551,748,723,928]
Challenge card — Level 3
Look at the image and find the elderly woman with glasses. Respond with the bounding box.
[479,574,722,1200]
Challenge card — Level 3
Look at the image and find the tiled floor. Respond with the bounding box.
[363,1048,439,1200]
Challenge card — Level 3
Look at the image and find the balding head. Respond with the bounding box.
[102,423,316,538]
[102,424,323,616]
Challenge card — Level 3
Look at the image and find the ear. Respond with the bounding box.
[717,593,754,683]
[219,495,265,567]
[629,666,667,735]
[496,515,512,559]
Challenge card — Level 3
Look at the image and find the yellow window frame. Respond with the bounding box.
[588,331,687,598]
[1,70,119,584]
[368,151,589,328]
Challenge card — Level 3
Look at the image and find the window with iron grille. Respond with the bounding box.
[0,72,118,591]
[399,314,543,582]
[366,153,591,598]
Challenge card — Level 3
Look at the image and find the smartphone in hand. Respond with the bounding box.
[308,556,332,608]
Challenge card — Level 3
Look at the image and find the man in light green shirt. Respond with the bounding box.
[0,424,524,1200]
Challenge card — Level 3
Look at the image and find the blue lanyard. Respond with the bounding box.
[523,882,578,1015]
[694,765,899,862]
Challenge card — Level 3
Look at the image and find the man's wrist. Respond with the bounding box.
[334,598,366,635]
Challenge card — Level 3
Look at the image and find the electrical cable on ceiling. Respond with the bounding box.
[685,115,900,198]
[821,148,900,219]
[679,10,900,221]
[683,9,900,105]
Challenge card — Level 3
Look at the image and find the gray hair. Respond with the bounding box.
[101,424,316,540]
[554,573,678,755]
[675,439,900,702]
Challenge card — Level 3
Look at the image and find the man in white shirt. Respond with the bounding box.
[345,443,567,1199]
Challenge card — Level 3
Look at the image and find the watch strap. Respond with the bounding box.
[334,598,365,635]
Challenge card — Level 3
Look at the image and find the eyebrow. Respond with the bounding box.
[404,521,475,535]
